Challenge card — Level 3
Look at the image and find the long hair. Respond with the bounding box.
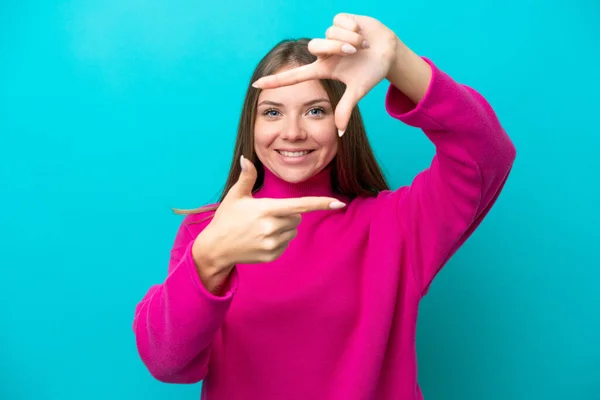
[173,38,390,215]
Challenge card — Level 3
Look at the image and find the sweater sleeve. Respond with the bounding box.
[385,57,516,296]
[132,214,238,383]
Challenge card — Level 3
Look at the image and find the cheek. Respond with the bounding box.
[314,130,338,155]
[324,139,338,161]
[253,123,279,154]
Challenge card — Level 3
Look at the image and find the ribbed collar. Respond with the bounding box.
[254,165,334,199]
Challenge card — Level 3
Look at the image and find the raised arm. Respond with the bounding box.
[385,54,516,295]
[244,12,516,295]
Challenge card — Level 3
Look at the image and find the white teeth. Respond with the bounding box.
[278,150,310,157]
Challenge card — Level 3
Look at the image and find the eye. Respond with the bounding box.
[263,108,281,117]
[307,107,326,116]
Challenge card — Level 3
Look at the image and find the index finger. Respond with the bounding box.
[261,197,346,216]
[252,63,320,89]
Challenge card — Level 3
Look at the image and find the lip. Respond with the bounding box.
[275,149,315,165]
[275,148,314,152]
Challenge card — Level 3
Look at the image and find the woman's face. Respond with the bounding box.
[253,69,338,183]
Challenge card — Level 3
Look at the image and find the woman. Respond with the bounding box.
[133,13,516,400]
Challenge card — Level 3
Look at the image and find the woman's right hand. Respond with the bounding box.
[191,156,345,293]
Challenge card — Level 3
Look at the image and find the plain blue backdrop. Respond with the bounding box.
[1,1,599,399]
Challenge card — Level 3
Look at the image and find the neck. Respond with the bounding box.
[254,165,335,199]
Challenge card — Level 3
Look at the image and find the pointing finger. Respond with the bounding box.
[308,38,358,57]
[252,63,320,89]
[261,197,346,216]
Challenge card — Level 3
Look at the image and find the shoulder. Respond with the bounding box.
[175,203,219,241]
[347,187,410,212]
[337,188,412,230]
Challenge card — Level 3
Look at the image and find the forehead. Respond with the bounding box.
[257,77,329,105]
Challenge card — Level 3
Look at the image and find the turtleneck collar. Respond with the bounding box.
[254,165,335,199]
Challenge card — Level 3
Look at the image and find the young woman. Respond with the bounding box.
[133,13,516,400]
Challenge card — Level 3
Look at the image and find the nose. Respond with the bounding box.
[281,118,307,141]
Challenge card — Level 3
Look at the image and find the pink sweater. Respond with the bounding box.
[133,58,516,399]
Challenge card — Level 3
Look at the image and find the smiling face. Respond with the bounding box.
[253,69,338,184]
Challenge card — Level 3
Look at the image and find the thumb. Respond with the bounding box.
[228,155,257,199]
[335,86,362,137]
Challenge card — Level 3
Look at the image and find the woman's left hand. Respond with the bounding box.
[252,13,401,136]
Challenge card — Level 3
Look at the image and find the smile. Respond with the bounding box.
[276,150,314,158]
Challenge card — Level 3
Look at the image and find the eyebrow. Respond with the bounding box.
[257,98,331,108]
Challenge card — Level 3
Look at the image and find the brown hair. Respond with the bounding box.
[173,38,389,215]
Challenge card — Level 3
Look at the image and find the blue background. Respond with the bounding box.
[1,1,599,399]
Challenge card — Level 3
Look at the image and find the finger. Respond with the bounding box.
[252,63,321,89]
[325,26,368,49]
[227,155,257,199]
[333,13,360,32]
[262,196,346,216]
[260,241,288,263]
[335,86,363,136]
[280,214,302,230]
[263,214,302,235]
[269,229,298,255]
[277,228,298,245]
[308,38,358,57]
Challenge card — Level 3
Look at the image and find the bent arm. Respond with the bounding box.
[386,56,516,295]
[132,217,238,383]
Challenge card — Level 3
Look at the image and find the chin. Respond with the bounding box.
[274,168,314,183]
